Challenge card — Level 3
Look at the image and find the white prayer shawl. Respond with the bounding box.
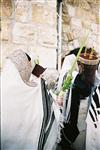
[1,51,80,150]
[1,58,43,150]
[9,50,32,82]
[47,55,78,146]
[54,54,78,128]
[37,54,79,149]
[57,54,78,92]
[36,79,58,150]
[86,86,100,150]
[48,54,78,126]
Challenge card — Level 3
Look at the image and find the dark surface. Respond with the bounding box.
[32,64,46,77]
[57,73,93,150]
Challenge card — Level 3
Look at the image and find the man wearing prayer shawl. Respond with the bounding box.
[1,50,44,150]
[1,49,59,150]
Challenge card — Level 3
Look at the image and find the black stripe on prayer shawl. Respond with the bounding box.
[89,110,97,128]
[43,112,55,146]
[38,79,52,150]
[92,91,100,108]
[98,85,100,91]
[97,110,100,115]
[38,79,48,150]
[91,103,98,121]
[44,86,52,127]
[63,89,70,120]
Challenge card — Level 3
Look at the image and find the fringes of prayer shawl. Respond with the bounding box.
[38,74,81,150]
[56,88,72,143]
[38,79,57,150]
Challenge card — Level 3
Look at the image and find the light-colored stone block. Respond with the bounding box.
[36,46,57,68]
[1,42,12,55]
[86,0,97,4]
[82,20,91,29]
[73,29,81,39]
[31,0,45,3]
[70,18,82,29]
[87,39,94,48]
[79,0,90,10]
[12,44,28,52]
[96,15,100,24]
[12,22,37,45]
[46,0,56,8]
[62,14,70,24]
[91,35,97,42]
[1,20,11,41]
[68,41,74,51]
[15,1,29,22]
[62,24,70,33]
[62,33,68,42]
[73,28,87,40]
[31,0,56,7]
[73,39,80,48]
[93,35,100,55]
[40,48,57,68]
[62,44,69,52]
[1,0,13,18]
[67,32,74,41]
[38,25,57,48]
[91,23,100,34]
[1,42,12,68]
[67,4,76,17]
[31,4,56,26]
[31,0,56,8]
[92,41,98,52]
[76,7,96,23]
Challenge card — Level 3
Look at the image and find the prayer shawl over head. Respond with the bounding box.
[86,85,100,150]
[9,49,32,82]
[1,50,58,150]
[1,51,44,150]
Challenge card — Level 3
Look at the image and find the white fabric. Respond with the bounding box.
[57,54,78,92]
[51,54,78,124]
[43,120,58,150]
[95,63,100,86]
[51,71,77,125]
[52,101,61,124]
[26,51,38,69]
[9,50,32,82]
[1,59,43,150]
[86,114,100,150]
[41,68,59,90]
[86,87,100,150]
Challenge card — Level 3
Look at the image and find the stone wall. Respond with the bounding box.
[62,0,100,58]
[1,0,100,70]
[1,0,57,69]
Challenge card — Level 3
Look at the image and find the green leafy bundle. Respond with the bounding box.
[61,33,89,93]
